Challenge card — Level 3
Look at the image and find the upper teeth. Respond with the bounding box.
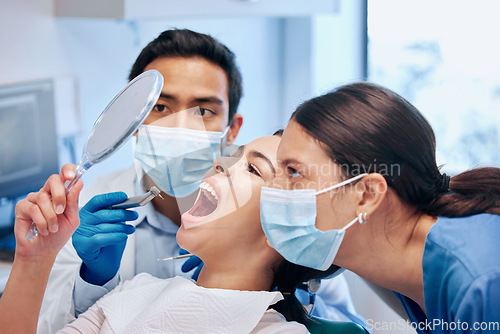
[200,181,217,200]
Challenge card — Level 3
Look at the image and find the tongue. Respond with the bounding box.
[190,190,217,217]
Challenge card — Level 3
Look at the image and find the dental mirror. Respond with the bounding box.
[27,69,164,239]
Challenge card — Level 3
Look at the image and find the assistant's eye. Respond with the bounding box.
[246,163,262,177]
[153,104,168,113]
[286,166,301,179]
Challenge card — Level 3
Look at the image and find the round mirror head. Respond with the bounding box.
[85,70,163,163]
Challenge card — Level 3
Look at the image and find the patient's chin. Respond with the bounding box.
[176,227,196,252]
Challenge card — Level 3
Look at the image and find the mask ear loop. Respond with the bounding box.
[315,173,368,195]
[340,212,367,232]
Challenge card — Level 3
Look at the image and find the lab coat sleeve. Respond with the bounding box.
[311,274,367,327]
[73,271,120,316]
[453,271,500,332]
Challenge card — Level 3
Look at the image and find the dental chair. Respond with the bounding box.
[305,316,368,334]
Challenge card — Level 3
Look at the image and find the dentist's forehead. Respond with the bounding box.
[278,120,330,167]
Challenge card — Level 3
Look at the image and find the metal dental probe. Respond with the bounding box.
[157,254,193,261]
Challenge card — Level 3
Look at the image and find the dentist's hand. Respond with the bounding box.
[180,249,204,281]
[73,192,138,286]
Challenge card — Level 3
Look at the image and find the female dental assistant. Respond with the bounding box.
[261,82,500,334]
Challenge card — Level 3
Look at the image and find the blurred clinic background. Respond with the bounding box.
[0,1,499,333]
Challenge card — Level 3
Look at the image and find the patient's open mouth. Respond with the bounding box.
[186,181,219,217]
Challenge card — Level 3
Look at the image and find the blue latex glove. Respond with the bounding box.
[180,249,204,281]
[73,192,138,286]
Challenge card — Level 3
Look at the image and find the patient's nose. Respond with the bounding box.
[214,154,243,176]
[214,157,231,176]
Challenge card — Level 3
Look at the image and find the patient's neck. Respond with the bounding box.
[196,258,275,292]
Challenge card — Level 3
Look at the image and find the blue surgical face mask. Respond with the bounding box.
[133,125,229,197]
[260,173,367,271]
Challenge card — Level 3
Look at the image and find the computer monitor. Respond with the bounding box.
[0,79,59,199]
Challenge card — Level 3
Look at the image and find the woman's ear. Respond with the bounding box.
[356,173,388,216]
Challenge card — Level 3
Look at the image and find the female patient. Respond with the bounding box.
[0,134,339,333]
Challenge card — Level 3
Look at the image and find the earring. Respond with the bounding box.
[358,212,368,224]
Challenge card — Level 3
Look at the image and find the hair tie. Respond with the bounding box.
[437,173,451,193]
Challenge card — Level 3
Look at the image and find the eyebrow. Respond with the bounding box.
[248,149,276,176]
[159,93,224,105]
[281,158,305,167]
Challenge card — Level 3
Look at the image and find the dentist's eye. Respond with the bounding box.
[247,163,261,177]
[286,166,301,178]
[197,108,215,117]
[153,104,168,113]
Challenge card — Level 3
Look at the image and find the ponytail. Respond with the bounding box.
[424,167,500,218]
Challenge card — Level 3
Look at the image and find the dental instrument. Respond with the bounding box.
[157,254,193,261]
[108,186,163,209]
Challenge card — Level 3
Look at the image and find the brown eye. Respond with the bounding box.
[154,104,167,112]
[286,166,301,178]
[197,108,215,117]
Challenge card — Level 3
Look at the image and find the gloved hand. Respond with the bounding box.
[180,248,204,281]
[73,192,138,286]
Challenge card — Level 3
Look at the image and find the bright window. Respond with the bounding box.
[368,0,500,173]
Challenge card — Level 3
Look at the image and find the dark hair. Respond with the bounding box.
[292,82,500,218]
[269,261,341,324]
[129,29,243,123]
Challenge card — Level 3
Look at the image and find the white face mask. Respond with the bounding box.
[133,125,229,197]
[260,173,367,271]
